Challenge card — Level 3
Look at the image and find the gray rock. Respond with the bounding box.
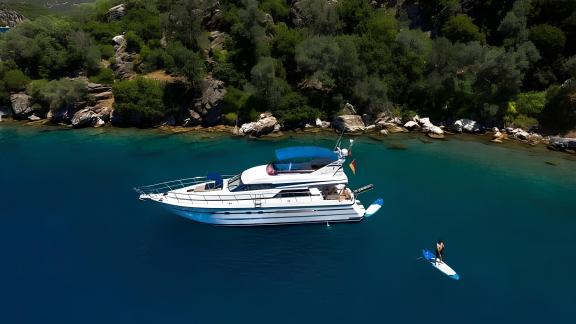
[343,102,357,114]
[183,110,202,127]
[0,8,25,27]
[332,115,365,133]
[209,31,227,51]
[403,120,419,129]
[111,34,136,80]
[28,114,41,121]
[425,125,444,135]
[71,104,112,128]
[108,4,126,22]
[453,119,481,133]
[10,93,33,119]
[203,1,223,30]
[315,118,330,128]
[239,113,279,136]
[511,128,530,140]
[193,76,227,126]
[87,83,112,94]
[548,137,576,151]
[93,91,113,100]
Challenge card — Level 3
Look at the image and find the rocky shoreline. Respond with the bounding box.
[1,75,574,155]
[2,106,576,156]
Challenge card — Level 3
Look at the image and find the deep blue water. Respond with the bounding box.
[1,124,575,324]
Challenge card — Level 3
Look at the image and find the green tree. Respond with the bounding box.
[298,0,341,35]
[3,69,30,91]
[337,0,373,34]
[442,14,486,44]
[540,80,576,131]
[27,79,87,115]
[529,24,567,59]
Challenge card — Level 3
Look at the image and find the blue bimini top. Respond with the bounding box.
[274,146,338,162]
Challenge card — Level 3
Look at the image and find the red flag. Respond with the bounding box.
[349,159,357,175]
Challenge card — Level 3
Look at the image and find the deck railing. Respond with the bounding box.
[134,176,235,195]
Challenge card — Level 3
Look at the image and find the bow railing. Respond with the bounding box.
[134,175,235,195]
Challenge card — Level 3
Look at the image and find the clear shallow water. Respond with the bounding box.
[1,125,575,324]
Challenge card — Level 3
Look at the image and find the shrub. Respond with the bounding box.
[100,44,115,60]
[112,77,165,124]
[89,68,115,85]
[516,91,546,116]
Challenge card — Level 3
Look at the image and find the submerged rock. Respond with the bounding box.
[332,115,365,133]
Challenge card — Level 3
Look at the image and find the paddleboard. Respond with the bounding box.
[422,249,460,280]
[365,198,384,217]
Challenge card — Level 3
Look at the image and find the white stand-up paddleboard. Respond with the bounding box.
[422,249,460,280]
[365,198,384,217]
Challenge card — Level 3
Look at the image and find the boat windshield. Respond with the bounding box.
[270,157,334,174]
[227,174,242,191]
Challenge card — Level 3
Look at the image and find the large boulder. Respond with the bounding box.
[10,93,33,119]
[87,82,112,94]
[192,77,227,126]
[111,34,136,80]
[71,103,112,128]
[47,102,85,124]
[0,8,26,27]
[453,119,481,133]
[332,115,365,133]
[203,1,223,30]
[239,113,279,136]
[108,4,126,22]
[209,31,227,51]
[509,128,530,140]
[548,137,576,152]
[403,120,419,129]
[425,125,444,135]
[315,118,330,128]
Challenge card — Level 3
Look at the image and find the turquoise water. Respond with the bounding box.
[1,124,575,323]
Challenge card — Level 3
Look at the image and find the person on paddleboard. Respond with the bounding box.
[435,240,445,264]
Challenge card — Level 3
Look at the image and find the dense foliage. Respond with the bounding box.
[1,0,576,132]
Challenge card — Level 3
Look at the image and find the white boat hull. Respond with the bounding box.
[162,203,366,226]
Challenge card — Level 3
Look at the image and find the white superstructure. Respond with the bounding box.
[135,144,375,226]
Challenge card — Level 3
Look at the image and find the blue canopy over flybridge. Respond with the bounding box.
[275,146,338,162]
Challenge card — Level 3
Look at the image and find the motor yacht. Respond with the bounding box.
[135,142,381,226]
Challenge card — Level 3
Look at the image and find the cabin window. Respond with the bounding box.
[231,183,276,191]
[274,190,311,198]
